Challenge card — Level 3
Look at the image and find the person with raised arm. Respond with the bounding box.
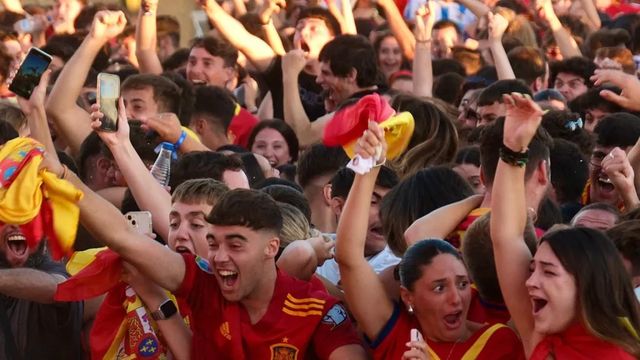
[43,121,366,359]
[487,11,516,81]
[412,4,434,98]
[335,121,525,359]
[490,92,640,359]
[45,10,127,157]
[134,0,164,75]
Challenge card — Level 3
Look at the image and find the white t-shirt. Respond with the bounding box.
[316,245,401,286]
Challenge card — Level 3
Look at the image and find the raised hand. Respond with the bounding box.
[140,112,183,143]
[141,0,159,13]
[487,11,509,42]
[502,93,544,151]
[536,0,556,22]
[90,97,130,147]
[17,69,51,115]
[89,10,127,42]
[602,147,636,198]
[259,0,285,24]
[282,49,307,77]
[591,69,640,111]
[414,3,435,42]
[354,121,388,164]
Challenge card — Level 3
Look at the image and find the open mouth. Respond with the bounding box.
[368,226,384,239]
[443,311,463,329]
[6,233,27,257]
[191,79,206,86]
[300,40,310,54]
[175,245,193,254]
[218,270,239,289]
[596,175,616,193]
[532,297,548,315]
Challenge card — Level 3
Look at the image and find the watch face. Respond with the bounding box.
[157,299,178,320]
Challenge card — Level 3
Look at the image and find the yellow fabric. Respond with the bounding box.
[66,247,107,276]
[180,126,201,143]
[343,112,415,160]
[0,138,83,255]
[426,323,506,360]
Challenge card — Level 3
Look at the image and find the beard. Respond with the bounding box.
[0,240,48,270]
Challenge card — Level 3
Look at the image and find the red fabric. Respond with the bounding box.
[530,323,635,360]
[90,282,128,359]
[467,287,511,325]
[447,208,490,249]
[229,108,258,148]
[323,94,395,147]
[371,304,525,359]
[605,3,640,19]
[54,249,122,301]
[175,254,362,360]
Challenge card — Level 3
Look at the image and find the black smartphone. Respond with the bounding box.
[9,47,52,99]
[97,73,120,132]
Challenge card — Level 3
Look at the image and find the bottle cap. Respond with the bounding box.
[160,142,175,151]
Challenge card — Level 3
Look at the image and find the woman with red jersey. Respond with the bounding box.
[335,121,525,360]
[490,92,640,359]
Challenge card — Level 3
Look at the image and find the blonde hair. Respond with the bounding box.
[278,202,311,247]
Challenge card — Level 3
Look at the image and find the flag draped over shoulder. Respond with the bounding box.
[0,137,83,259]
[322,93,415,160]
[55,248,178,359]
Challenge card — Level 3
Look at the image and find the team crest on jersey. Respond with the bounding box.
[137,334,159,357]
[220,321,231,340]
[195,256,213,274]
[270,342,299,360]
[321,304,348,330]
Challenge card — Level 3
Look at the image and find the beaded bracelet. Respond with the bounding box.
[499,145,528,168]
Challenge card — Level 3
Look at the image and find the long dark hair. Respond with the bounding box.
[542,228,640,356]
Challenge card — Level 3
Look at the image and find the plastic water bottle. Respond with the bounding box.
[150,142,174,187]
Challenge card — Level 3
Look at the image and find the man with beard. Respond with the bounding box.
[0,137,84,359]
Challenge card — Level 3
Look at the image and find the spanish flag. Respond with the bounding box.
[55,249,182,359]
[0,137,83,259]
[322,93,415,161]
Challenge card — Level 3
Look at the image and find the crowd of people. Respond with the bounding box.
[0,0,640,358]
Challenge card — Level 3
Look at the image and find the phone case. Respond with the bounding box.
[9,47,52,99]
[97,73,120,132]
[125,211,153,235]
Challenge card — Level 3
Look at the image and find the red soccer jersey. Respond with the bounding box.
[369,304,525,360]
[467,287,511,325]
[176,254,362,360]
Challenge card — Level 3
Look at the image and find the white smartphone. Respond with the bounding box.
[125,211,153,235]
[410,328,423,342]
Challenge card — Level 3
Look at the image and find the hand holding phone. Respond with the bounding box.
[97,73,120,132]
[9,47,52,99]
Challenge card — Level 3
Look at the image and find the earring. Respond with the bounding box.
[408,304,414,314]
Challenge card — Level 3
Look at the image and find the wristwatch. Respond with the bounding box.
[151,299,178,320]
